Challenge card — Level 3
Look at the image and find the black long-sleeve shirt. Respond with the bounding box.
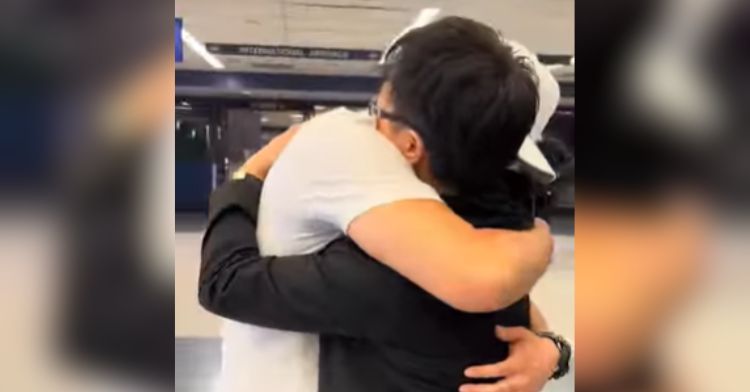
[199,176,532,392]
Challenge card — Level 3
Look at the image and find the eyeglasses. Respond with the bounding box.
[368,98,419,132]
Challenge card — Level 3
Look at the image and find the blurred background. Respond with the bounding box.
[575,0,750,391]
[173,1,574,392]
[0,0,747,391]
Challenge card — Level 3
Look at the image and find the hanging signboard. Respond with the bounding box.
[206,43,382,62]
[206,43,572,66]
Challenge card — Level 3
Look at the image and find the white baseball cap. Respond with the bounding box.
[380,15,560,183]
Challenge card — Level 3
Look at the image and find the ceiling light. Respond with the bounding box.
[181,28,226,69]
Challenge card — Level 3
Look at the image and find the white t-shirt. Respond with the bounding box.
[217,108,441,392]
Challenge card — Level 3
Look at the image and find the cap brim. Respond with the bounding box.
[518,136,557,183]
[506,39,560,184]
[380,10,441,64]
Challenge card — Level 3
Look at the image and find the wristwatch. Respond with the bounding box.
[536,331,572,380]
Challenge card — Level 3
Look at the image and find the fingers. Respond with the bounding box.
[494,326,532,343]
[270,127,298,147]
[459,383,503,392]
[459,376,530,392]
[533,217,550,233]
[464,360,514,379]
[280,124,301,139]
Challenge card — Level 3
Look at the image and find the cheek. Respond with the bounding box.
[373,118,387,136]
[375,122,399,143]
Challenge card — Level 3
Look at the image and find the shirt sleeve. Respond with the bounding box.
[268,109,441,232]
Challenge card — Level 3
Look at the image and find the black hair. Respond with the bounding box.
[383,16,539,194]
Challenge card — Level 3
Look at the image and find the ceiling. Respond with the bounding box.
[175,0,575,75]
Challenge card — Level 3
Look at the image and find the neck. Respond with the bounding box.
[413,160,449,193]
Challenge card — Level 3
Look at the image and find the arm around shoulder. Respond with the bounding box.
[347,200,553,313]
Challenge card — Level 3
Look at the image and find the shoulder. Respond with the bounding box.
[271,108,415,180]
[296,108,404,159]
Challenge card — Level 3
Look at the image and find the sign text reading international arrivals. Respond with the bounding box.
[206,43,382,61]
[206,43,572,65]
